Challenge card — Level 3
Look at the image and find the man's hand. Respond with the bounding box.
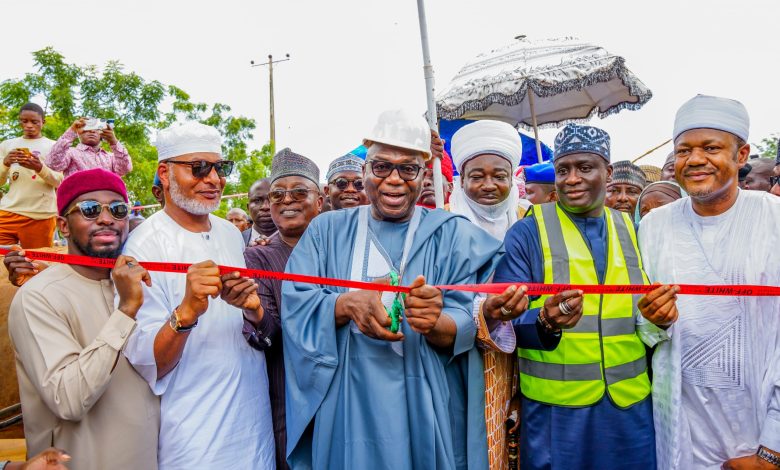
[638,283,680,329]
[484,285,529,321]
[430,129,444,161]
[15,149,42,172]
[3,245,49,287]
[70,117,87,133]
[249,235,271,247]
[112,255,151,319]
[404,275,443,336]
[220,271,264,324]
[14,448,71,470]
[542,289,585,331]
[335,285,404,342]
[101,126,118,145]
[179,260,222,325]
[3,148,25,167]
[722,454,778,470]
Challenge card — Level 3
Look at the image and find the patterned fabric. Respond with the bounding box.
[46,129,132,177]
[270,148,319,185]
[553,123,610,162]
[673,94,750,141]
[155,121,222,161]
[610,160,646,189]
[639,164,662,183]
[326,153,363,182]
[474,298,517,470]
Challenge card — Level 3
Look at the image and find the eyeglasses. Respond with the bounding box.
[330,177,364,191]
[770,175,780,187]
[269,188,319,204]
[166,160,234,178]
[367,161,423,181]
[64,200,130,220]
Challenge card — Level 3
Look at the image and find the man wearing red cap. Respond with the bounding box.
[7,168,159,470]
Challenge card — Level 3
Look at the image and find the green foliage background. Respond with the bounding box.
[0,48,273,217]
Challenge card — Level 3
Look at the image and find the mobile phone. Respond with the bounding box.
[106,119,115,130]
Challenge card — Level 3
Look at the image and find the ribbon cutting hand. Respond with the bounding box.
[176,260,223,327]
[335,277,404,342]
[484,284,529,322]
[221,271,264,324]
[404,275,443,336]
[638,283,680,329]
[2,245,50,287]
[542,289,585,331]
[112,255,151,319]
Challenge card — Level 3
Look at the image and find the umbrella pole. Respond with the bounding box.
[527,88,544,163]
[416,0,444,209]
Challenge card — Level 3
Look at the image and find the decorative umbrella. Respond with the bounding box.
[436,36,653,162]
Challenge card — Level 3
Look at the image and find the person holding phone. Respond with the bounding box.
[45,117,132,177]
[0,103,62,248]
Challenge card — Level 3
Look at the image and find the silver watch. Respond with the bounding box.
[758,446,780,468]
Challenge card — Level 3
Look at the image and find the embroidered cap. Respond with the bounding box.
[554,123,611,162]
[270,148,320,186]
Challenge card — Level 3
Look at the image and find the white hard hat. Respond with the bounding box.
[363,109,432,160]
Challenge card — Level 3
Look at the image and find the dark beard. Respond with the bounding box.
[72,236,125,259]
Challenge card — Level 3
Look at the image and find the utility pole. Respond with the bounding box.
[250,53,290,149]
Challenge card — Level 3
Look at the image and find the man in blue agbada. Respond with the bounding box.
[493,123,678,469]
[281,110,502,470]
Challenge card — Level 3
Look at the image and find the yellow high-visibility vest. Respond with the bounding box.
[519,202,651,408]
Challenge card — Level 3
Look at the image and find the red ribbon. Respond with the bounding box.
[2,248,779,297]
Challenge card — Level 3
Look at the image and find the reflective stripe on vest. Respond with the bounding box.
[519,203,651,408]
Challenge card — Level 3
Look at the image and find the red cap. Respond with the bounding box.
[57,169,129,215]
[427,149,454,183]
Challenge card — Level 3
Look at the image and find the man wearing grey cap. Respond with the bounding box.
[640,95,780,470]
[243,148,323,470]
[324,152,369,210]
[492,123,672,470]
[122,121,275,469]
[605,160,646,214]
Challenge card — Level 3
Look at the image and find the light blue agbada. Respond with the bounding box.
[282,206,503,470]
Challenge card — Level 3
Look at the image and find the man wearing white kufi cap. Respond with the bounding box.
[639,95,780,469]
[282,109,502,469]
[123,121,276,469]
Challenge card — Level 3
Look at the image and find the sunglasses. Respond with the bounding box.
[167,160,234,178]
[269,188,318,204]
[367,161,423,181]
[330,177,364,191]
[65,200,130,220]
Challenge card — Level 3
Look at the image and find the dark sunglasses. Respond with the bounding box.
[330,177,364,191]
[770,175,780,187]
[367,161,423,181]
[167,160,234,178]
[269,188,318,204]
[65,200,130,220]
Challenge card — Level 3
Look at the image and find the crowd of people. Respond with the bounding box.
[0,93,778,470]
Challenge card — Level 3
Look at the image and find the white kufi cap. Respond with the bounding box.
[155,121,222,162]
[673,94,750,142]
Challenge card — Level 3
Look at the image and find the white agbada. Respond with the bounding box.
[123,211,275,469]
[639,190,780,470]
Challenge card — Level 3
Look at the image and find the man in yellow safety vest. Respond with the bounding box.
[491,123,678,470]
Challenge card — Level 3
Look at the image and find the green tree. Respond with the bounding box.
[0,47,272,215]
[754,134,778,160]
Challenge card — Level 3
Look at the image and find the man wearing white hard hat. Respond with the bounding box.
[282,109,502,469]
[122,121,275,469]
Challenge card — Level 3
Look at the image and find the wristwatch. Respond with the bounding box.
[169,306,198,333]
[758,446,780,468]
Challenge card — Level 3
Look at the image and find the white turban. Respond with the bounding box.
[155,121,222,162]
[673,94,750,142]
[450,120,522,173]
[449,120,524,241]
